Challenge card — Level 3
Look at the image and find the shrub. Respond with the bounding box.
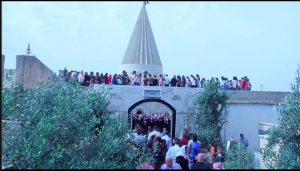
[223,143,253,169]
[259,64,300,169]
[2,72,152,169]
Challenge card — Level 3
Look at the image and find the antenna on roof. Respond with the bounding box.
[26,43,32,56]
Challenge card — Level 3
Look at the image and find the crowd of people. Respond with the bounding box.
[132,112,172,132]
[130,125,250,170]
[59,69,252,91]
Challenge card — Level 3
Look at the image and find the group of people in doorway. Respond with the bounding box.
[132,112,172,132]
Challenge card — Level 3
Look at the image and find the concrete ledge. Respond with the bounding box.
[95,85,290,105]
[228,100,284,105]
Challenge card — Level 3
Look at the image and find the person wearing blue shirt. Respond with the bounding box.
[190,134,201,163]
[239,133,249,148]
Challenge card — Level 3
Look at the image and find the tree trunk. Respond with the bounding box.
[216,127,223,145]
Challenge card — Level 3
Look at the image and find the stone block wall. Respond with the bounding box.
[16,55,55,91]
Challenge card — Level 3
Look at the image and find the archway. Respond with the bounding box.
[128,99,176,138]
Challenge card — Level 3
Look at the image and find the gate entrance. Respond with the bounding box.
[128,99,176,138]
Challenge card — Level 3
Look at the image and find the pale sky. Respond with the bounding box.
[2,1,300,92]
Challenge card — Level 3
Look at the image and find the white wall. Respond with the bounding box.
[94,85,289,154]
[221,104,279,153]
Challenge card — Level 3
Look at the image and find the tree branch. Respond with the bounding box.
[218,105,225,114]
[219,120,228,129]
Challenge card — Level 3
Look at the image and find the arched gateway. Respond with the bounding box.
[128,99,177,138]
[94,84,289,153]
[96,85,197,138]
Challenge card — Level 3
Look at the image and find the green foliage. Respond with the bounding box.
[2,72,152,169]
[259,64,300,169]
[194,81,231,147]
[223,143,253,169]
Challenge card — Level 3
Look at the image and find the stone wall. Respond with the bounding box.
[16,55,55,91]
[94,85,290,154]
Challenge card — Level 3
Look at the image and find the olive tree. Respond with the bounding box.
[2,71,152,169]
[259,64,300,169]
[194,81,231,147]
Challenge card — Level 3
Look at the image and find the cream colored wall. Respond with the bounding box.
[258,122,280,169]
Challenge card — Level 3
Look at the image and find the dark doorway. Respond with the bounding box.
[128,99,176,138]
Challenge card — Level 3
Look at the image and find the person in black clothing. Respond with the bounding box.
[145,141,154,156]
[153,143,165,170]
[95,72,101,84]
[181,75,186,87]
[153,75,158,86]
[83,72,90,86]
[104,73,108,84]
[191,153,211,170]
[163,117,171,132]
[155,137,168,156]
[161,139,168,155]
[170,75,177,87]
[112,74,118,85]
[157,117,164,131]
[176,153,189,170]
[214,146,226,163]
[177,75,181,87]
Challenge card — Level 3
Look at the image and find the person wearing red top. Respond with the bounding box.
[104,73,108,84]
[143,75,149,86]
[107,74,112,84]
[242,77,247,90]
[180,133,189,146]
[210,142,216,156]
[137,123,145,134]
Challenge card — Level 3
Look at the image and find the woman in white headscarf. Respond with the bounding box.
[176,145,191,169]
[183,145,192,169]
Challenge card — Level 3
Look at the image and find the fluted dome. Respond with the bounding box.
[120,3,163,76]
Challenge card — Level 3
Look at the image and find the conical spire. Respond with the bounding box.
[120,3,163,76]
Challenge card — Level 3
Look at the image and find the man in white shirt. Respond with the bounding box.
[226,136,238,150]
[164,74,170,87]
[166,138,181,162]
[161,130,172,149]
[78,71,84,83]
[71,71,76,79]
[133,131,145,146]
[148,125,161,140]
[131,71,136,85]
